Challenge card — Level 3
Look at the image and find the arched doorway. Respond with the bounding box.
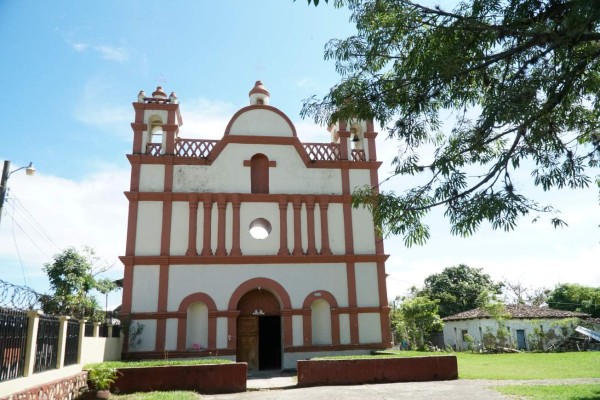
[236,288,281,370]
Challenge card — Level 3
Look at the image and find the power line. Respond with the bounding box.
[10,195,61,251]
[10,213,29,287]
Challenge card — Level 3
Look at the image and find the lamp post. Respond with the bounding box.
[0,160,36,226]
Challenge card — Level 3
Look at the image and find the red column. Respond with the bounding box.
[201,195,213,256]
[318,196,332,255]
[186,195,199,256]
[230,194,242,256]
[278,196,290,256]
[215,195,227,256]
[305,195,317,255]
[292,195,303,256]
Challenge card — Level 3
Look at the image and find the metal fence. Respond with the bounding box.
[33,315,59,373]
[63,319,80,366]
[0,308,28,382]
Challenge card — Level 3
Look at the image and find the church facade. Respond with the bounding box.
[119,82,392,370]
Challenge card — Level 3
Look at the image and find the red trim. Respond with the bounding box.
[338,130,350,160]
[302,290,341,346]
[317,196,332,255]
[346,262,359,344]
[201,195,213,256]
[285,342,388,353]
[186,195,199,256]
[228,278,293,348]
[224,105,297,137]
[161,195,172,256]
[277,196,290,256]
[119,254,389,266]
[305,196,317,255]
[230,194,242,256]
[176,293,218,351]
[215,195,227,256]
[292,195,303,256]
[125,197,139,256]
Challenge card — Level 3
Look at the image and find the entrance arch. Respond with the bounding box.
[236,288,282,370]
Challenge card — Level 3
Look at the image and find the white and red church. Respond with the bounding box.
[119,81,392,370]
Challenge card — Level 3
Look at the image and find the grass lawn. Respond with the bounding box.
[495,384,600,399]
[111,391,200,399]
[84,358,232,369]
[455,352,600,380]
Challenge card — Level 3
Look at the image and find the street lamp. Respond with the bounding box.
[0,160,36,226]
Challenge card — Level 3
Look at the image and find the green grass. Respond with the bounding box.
[495,384,600,399]
[454,352,600,380]
[111,391,200,399]
[314,350,600,380]
[84,358,232,370]
[313,351,446,360]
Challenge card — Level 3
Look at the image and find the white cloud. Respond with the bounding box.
[74,79,131,138]
[0,164,129,294]
[95,45,128,62]
[67,39,128,62]
[71,42,88,52]
[295,78,313,88]
[177,98,237,139]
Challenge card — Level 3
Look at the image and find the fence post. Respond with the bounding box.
[56,316,70,369]
[77,319,86,364]
[107,323,113,338]
[23,310,40,377]
[93,322,100,337]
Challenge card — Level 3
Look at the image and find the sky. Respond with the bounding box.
[0,1,598,310]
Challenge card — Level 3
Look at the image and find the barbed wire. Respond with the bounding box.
[0,278,43,310]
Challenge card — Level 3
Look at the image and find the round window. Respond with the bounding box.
[249,218,272,240]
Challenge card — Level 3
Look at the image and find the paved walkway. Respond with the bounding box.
[203,373,600,400]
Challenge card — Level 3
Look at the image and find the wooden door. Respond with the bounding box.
[237,316,258,370]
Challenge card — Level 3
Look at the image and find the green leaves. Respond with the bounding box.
[303,0,600,244]
[40,247,117,320]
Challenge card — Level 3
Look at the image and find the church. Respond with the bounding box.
[119,81,392,370]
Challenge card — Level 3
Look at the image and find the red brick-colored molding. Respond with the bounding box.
[292,195,303,256]
[345,262,359,344]
[230,194,242,256]
[302,290,341,346]
[286,342,388,353]
[305,196,317,255]
[112,363,247,394]
[224,104,297,137]
[155,263,170,350]
[215,195,227,256]
[297,356,458,387]
[277,196,290,256]
[186,195,199,256]
[317,196,332,255]
[118,253,389,266]
[201,195,213,256]
[176,293,218,351]
[227,277,293,347]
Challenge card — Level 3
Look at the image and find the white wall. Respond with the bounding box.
[80,337,122,364]
[228,109,294,137]
[131,265,160,312]
[135,201,162,255]
[443,318,581,351]
[167,263,349,311]
[358,313,382,343]
[354,262,380,307]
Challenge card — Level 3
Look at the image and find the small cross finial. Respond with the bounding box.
[155,73,168,85]
[253,61,266,80]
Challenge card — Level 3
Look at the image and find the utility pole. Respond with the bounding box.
[0,160,36,227]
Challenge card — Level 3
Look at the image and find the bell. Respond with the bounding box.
[352,133,360,142]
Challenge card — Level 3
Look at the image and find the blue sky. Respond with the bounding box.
[1,1,599,309]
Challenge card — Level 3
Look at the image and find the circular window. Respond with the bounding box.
[249,218,272,240]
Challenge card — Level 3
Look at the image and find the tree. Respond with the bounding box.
[546,283,600,317]
[419,264,503,317]
[502,279,550,306]
[392,295,443,349]
[40,247,117,320]
[301,0,600,246]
